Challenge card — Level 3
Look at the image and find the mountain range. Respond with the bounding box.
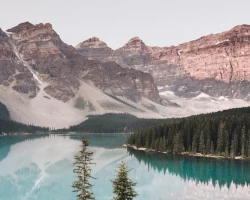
[0,22,250,128]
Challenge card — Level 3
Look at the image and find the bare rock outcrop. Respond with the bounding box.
[76,25,250,99]
[1,22,160,103]
[76,37,113,60]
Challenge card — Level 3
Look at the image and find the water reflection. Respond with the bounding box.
[68,133,128,149]
[0,134,49,161]
[0,134,128,200]
[127,148,250,188]
[1,134,250,200]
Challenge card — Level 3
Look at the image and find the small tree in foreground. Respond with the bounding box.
[72,137,95,200]
[111,161,138,200]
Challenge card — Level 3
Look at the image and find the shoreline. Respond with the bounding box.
[1,131,130,136]
[0,132,50,136]
[124,144,246,161]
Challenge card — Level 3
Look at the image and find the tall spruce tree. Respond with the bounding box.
[216,121,225,155]
[199,131,206,154]
[231,134,238,158]
[72,137,95,200]
[111,161,138,200]
[173,132,183,154]
[247,130,250,158]
[225,130,230,157]
[159,137,164,152]
[241,126,246,158]
[206,138,211,154]
[210,141,214,154]
[192,133,198,153]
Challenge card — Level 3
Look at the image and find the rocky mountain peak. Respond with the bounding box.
[6,22,35,33]
[6,22,68,61]
[216,24,250,42]
[121,36,149,52]
[230,24,250,33]
[128,36,142,42]
[76,37,109,49]
[7,22,54,36]
[86,36,101,42]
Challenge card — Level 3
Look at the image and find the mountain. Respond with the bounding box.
[0,22,165,128]
[1,22,250,129]
[5,22,160,103]
[76,25,250,99]
[76,37,113,59]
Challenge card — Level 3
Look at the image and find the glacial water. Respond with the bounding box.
[0,133,250,200]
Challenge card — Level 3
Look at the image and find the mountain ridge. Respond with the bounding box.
[1,22,250,128]
[0,22,168,128]
[76,24,250,99]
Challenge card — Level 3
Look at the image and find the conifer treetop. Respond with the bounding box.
[111,161,138,200]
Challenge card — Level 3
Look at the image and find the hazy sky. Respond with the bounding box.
[1,0,250,49]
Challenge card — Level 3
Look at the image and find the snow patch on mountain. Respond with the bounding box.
[218,96,229,101]
[7,35,43,85]
[192,93,210,100]
[216,39,230,45]
[160,91,177,98]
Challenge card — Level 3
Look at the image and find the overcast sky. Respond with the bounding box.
[1,0,250,49]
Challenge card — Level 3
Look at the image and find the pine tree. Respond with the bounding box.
[154,138,160,152]
[159,137,164,152]
[135,133,143,148]
[231,134,238,158]
[145,132,150,149]
[72,137,95,200]
[199,131,205,154]
[163,136,167,152]
[111,161,138,200]
[173,132,183,154]
[192,133,198,153]
[206,138,211,154]
[210,141,214,154]
[241,126,246,158]
[248,139,250,159]
[225,130,229,157]
[145,139,150,149]
[216,121,225,155]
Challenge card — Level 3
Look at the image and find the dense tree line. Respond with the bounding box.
[0,102,49,134]
[0,119,49,133]
[0,102,10,120]
[127,107,250,159]
[60,113,166,133]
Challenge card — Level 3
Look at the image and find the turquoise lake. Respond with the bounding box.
[0,133,250,200]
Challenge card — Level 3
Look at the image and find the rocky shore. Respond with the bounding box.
[124,144,244,160]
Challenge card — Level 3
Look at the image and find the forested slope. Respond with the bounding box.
[61,113,166,133]
[0,102,48,134]
[0,102,10,120]
[127,107,250,159]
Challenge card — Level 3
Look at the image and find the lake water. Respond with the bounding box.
[0,133,250,200]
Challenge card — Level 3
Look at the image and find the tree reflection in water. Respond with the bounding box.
[127,148,250,189]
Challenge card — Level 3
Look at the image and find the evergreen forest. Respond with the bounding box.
[127,107,250,159]
[61,113,167,133]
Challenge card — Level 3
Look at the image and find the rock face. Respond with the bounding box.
[2,22,250,128]
[155,24,250,82]
[76,25,250,99]
[0,26,38,98]
[0,22,160,103]
[76,37,113,59]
